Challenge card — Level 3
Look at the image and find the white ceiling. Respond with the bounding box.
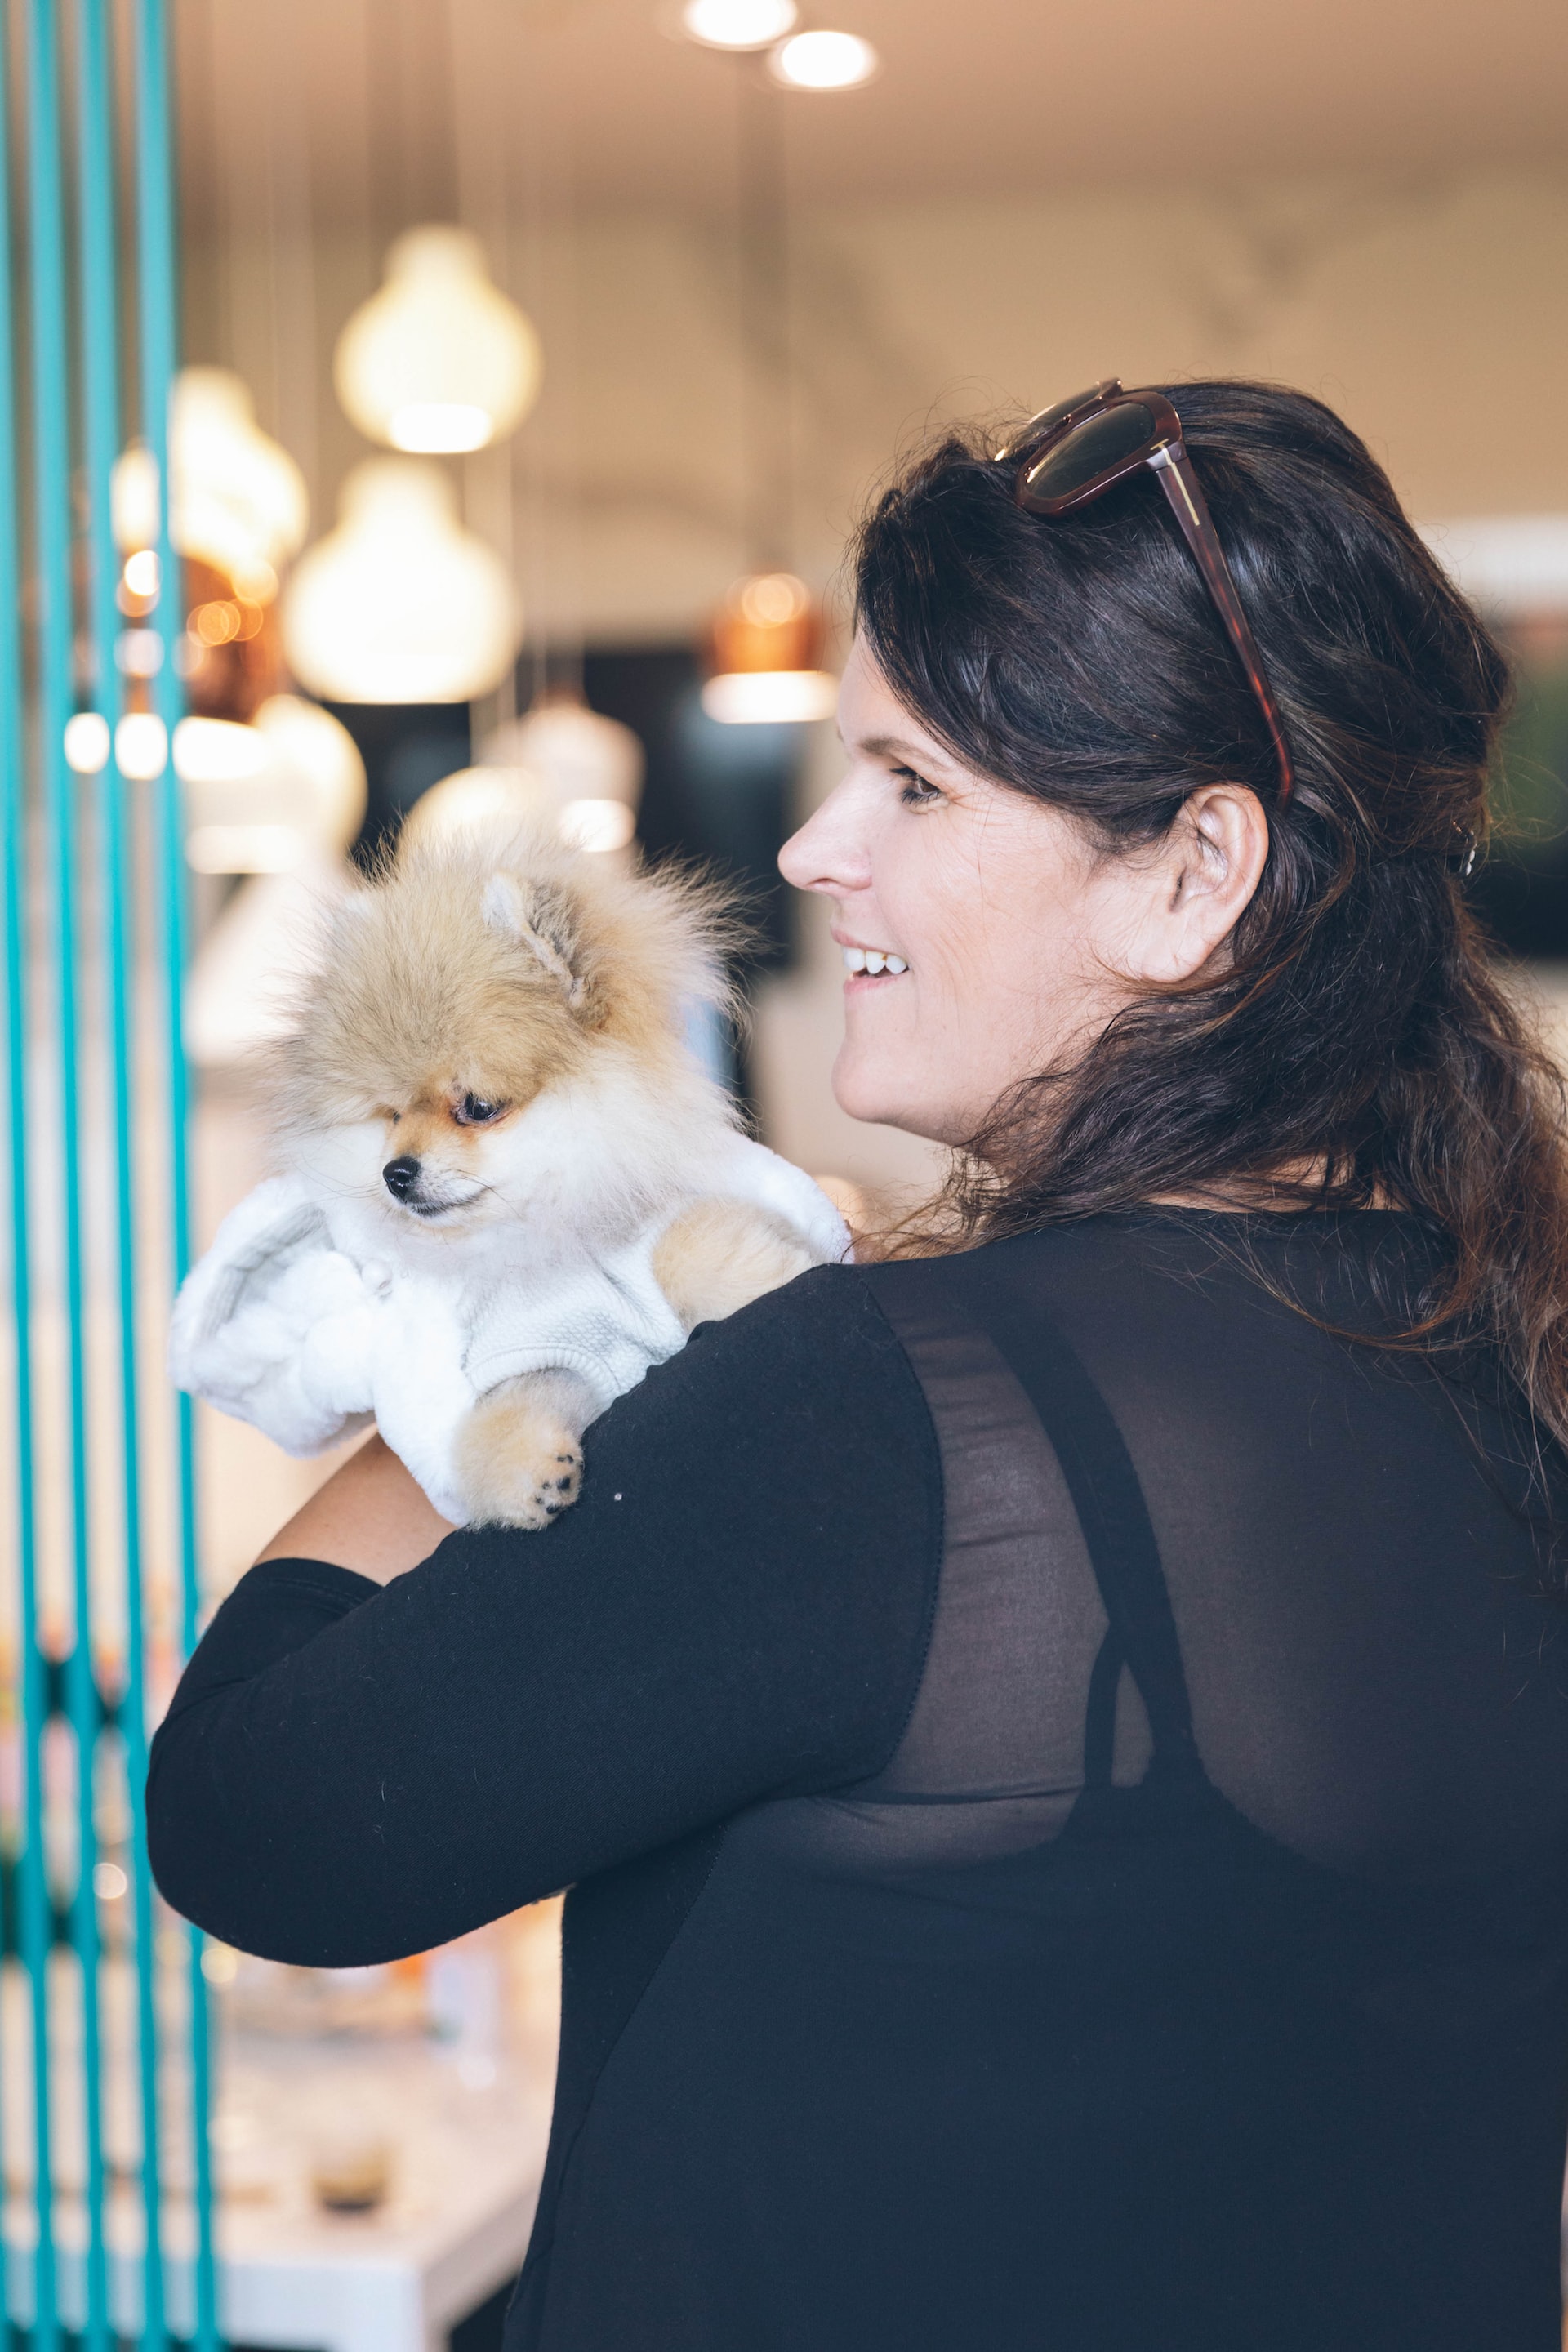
[177,0,1568,236]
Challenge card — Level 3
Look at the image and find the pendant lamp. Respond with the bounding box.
[399,765,552,855]
[112,368,307,594]
[335,227,542,457]
[407,696,646,856]
[281,458,522,704]
[502,696,644,850]
[702,572,838,724]
[179,696,367,875]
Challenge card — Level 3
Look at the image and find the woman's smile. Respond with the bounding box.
[836,936,910,981]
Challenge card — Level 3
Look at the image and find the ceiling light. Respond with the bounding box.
[113,370,309,583]
[64,712,111,774]
[701,571,838,724]
[388,401,493,456]
[115,712,168,781]
[280,457,521,704]
[701,669,838,723]
[400,766,550,853]
[680,0,797,49]
[173,716,270,785]
[768,29,878,88]
[559,798,638,853]
[501,697,646,815]
[180,697,367,875]
[335,227,542,457]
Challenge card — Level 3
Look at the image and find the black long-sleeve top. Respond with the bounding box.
[149,1217,1568,2350]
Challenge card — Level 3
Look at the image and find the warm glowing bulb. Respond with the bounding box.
[335,228,541,456]
[768,29,879,87]
[503,699,646,813]
[173,717,270,785]
[281,458,521,704]
[115,712,169,780]
[387,401,493,455]
[681,0,797,48]
[401,766,550,853]
[559,798,637,853]
[180,697,366,875]
[702,670,839,724]
[737,572,809,626]
[64,712,111,774]
[111,371,309,586]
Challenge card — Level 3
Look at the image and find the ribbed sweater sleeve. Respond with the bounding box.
[145,1266,942,1967]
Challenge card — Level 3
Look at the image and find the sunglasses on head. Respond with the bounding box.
[996,380,1295,807]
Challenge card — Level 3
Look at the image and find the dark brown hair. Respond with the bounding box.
[853,380,1568,1446]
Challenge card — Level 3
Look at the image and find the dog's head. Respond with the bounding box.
[270,826,737,1238]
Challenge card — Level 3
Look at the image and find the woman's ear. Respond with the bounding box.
[1125,784,1271,986]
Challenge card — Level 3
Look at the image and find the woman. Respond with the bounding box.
[149,381,1568,2350]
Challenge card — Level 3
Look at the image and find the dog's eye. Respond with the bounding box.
[453,1093,506,1126]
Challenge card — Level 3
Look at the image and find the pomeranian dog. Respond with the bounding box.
[172,826,848,1528]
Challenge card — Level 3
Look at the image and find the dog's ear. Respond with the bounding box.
[482,871,592,1013]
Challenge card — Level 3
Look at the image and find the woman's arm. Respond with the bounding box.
[146,1268,941,1968]
[255,1432,454,1584]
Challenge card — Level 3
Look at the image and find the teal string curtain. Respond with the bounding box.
[0,1,217,2344]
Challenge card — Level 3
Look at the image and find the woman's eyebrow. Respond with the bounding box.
[850,732,954,772]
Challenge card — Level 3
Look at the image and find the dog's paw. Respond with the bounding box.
[452,1391,585,1531]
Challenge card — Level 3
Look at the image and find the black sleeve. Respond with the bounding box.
[146,1266,942,1967]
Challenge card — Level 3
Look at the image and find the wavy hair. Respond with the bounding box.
[853,381,1568,1446]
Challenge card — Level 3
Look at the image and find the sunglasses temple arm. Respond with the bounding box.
[1152,448,1295,806]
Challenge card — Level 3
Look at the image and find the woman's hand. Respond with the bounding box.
[256,1433,456,1584]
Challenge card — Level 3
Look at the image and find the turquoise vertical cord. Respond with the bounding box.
[0,6,55,2346]
[22,0,82,2341]
[131,0,218,2342]
[74,0,133,2341]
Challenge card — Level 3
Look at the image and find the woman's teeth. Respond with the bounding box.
[842,947,908,976]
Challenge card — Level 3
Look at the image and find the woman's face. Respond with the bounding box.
[778,636,1267,1147]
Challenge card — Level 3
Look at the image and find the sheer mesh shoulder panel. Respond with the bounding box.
[737,1281,1151,1873]
[868,1218,1568,1885]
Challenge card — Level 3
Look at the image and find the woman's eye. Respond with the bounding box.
[454,1094,505,1125]
[893,764,942,808]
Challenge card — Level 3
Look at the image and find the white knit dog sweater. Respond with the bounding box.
[171,1139,849,1523]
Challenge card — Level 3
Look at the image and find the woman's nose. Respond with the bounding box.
[778,777,873,896]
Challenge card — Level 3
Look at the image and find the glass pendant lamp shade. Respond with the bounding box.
[281,457,522,704]
[179,695,368,874]
[702,571,838,724]
[409,696,647,855]
[112,368,307,592]
[334,228,542,456]
[490,696,645,851]
[401,764,553,854]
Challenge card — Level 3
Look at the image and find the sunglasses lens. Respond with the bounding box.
[1023,401,1157,503]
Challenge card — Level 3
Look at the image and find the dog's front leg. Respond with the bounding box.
[451,1366,598,1531]
[652,1197,819,1333]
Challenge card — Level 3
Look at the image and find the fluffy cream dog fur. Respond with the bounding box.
[241,825,840,1528]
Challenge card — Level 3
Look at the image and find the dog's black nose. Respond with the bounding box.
[382,1155,421,1200]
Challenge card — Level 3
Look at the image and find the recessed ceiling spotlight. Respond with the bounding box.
[680,0,799,48]
[771,26,884,87]
[768,28,879,89]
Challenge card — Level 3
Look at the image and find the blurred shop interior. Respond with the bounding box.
[158,0,1568,1582]
[10,0,1568,2338]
